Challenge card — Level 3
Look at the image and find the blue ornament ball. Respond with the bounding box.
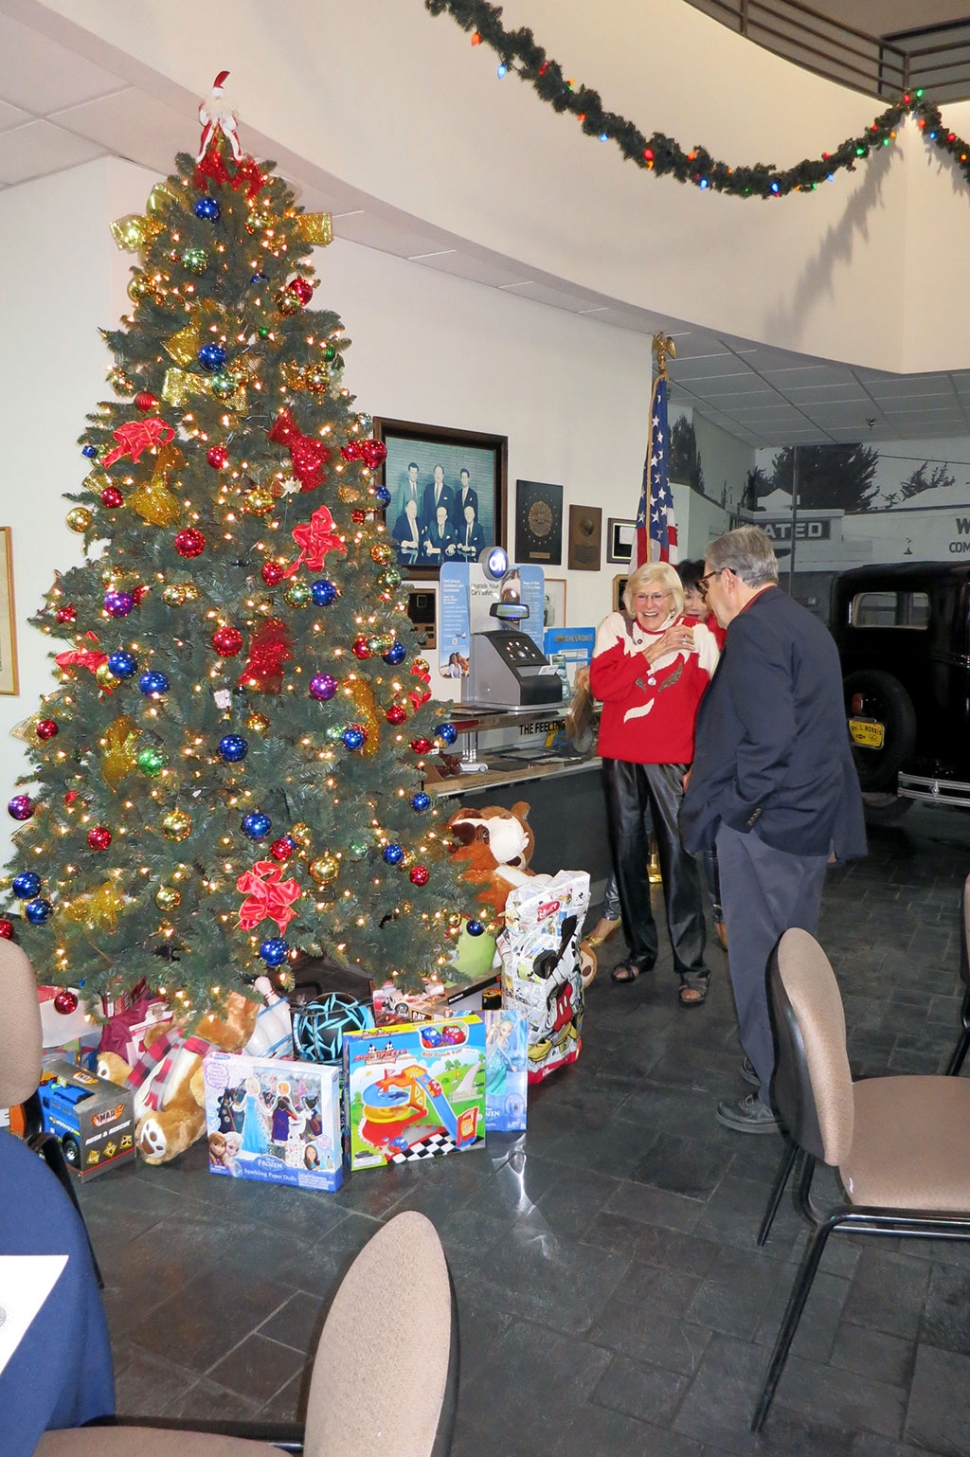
[108,650,137,679]
[82,445,97,459]
[343,726,366,751]
[198,342,227,372]
[259,937,289,968]
[250,271,269,284]
[218,734,248,763]
[103,591,134,618]
[25,898,53,925]
[382,843,404,866]
[434,721,458,746]
[375,486,391,506]
[410,793,431,813]
[466,919,486,937]
[383,641,407,666]
[13,872,42,899]
[311,579,338,607]
[242,812,272,841]
[194,197,220,222]
[139,671,169,696]
[293,993,375,1065]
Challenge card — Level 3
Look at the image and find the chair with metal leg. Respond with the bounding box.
[752,927,970,1432]
[945,872,970,1077]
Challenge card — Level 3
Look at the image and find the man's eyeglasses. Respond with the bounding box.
[697,569,724,597]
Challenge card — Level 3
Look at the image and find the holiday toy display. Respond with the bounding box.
[203,1052,342,1192]
[498,871,589,1082]
[343,1015,486,1170]
[1,73,471,1012]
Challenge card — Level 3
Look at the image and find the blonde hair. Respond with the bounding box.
[622,562,684,620]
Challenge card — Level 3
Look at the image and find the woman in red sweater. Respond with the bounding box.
[591,562,720,1002]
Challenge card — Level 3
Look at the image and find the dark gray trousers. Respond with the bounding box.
[715,823,828,1096]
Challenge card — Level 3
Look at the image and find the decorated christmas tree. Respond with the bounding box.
[1,75,479,1016]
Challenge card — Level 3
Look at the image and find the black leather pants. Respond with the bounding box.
[602,758,709,979]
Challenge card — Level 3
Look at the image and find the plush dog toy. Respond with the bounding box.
[447,802,551,923]
[97,992,259,1165]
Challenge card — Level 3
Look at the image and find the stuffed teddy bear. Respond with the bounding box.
[447,801,552,923]
[97,991,259,1165]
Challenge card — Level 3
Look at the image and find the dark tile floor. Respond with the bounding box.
[77,803,970,1456]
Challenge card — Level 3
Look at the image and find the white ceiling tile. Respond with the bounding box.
[783,385,869,403]
[53,88,207,175]
[0,120,104,184]
[496,280,604,313]
[865,377,954,398]
[761,366,852,387]
[332,211,459,260]
[670,355,751,380]
[0,13,124,113]
[412,251,533,289]
[0,99,30,132]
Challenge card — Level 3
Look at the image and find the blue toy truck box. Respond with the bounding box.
[342,1015,486,1170]
[202,1052,342,1193]
[37,1058,136,1181]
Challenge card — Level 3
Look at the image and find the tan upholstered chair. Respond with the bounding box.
[753,927,970,1431]
[36,1209,459,1457]
[945,872,970,1076]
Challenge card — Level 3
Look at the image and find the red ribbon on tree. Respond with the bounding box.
[266,410,331,492]
[408,661,433,711]
[231,157,267,200]
[55,648,109,675]
[237,617,293,693]
[236,861,301,935]
[103,418,175,468]
[282,505,347,579]
[194,148,230,189]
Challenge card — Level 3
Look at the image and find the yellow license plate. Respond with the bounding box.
[849,718,885,749]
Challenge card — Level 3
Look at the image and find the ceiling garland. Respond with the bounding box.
[425,0,970,199]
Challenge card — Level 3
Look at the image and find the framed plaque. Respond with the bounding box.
[567,505,602,571]
[514,480,563,565]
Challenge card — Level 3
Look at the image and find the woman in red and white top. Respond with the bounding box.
[591,561,720,1002]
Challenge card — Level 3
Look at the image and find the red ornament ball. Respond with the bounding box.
[351,510,367,525]
[360,439,388,469]
[87,825,112,851]
[386,704,408,726]
[261,560,285,586]
[352,636,372,660]
[135,392,158,413]
[212,626,244,657]
[174,528,206,559]
[410,737,433,754]
[288,276,314,305]
[409,865,430,886]
[206,444,229,469]
[64,791,79,806]
[269,837,296,863]
[132,584,149,606]
[340,441,362,463]
[53,989,79,1015]
[0,918,14,940]
[55,605,76,625]
[100,486,124,509]
[36,719,58,741]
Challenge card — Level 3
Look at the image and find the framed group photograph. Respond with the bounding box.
[375,418,508,578]
[0,528,18,695]
[515,480,563,565]
[607,517,636,565]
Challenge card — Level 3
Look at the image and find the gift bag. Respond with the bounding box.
[498,871,589,1083]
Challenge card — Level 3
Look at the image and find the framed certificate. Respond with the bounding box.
[514,480,563,565]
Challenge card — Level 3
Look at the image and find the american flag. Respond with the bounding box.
[635,374,679,567]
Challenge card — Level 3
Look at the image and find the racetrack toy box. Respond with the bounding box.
[37,1059,136,1181]
[202,1053,342,1193]
[342,1015,486,1170]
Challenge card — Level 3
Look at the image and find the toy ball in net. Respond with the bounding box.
[293,994,375,1065]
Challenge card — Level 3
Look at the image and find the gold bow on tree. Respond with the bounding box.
[61,880,126,932]
[101,715,141,790]
[128,441,184,527]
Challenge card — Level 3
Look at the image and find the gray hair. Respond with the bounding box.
[622,561,684,619]
[706,526,778,587]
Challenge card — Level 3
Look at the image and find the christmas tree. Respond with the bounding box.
[1,76,479,1016]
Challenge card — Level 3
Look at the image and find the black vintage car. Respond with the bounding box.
[831,563,970,814]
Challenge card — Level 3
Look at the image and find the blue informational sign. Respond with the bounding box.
[518,566,546,654]
[543,626,596,690]
[439,563,471,678]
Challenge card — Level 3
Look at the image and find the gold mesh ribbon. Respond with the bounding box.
[102,715,141,790]
[61,880,126,932]
[128,442,184,526]
[163,300,225,366]
[293,212,333,247]
[345,676,381,758]
[162,368,246,414]
[110,213,164,253]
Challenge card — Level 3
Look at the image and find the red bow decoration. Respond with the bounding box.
[408,661,433,711]
[55,648,109,675]
[194,148,230,190]
[237,617,293,694]
[266,410,331,492]
[237,861,302,935]
[103,418,175,468]
[282,505,347,579]
[231,157,267,200]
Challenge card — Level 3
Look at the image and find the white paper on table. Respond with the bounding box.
[0,1255,68,1377]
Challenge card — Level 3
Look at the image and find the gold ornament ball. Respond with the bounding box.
[308,854,339,885]
[245,711,270,736]
[370,542,394,566]
[304,363,330,394]
[155,884,181,911]
[275,287,302,316]
[162,584,186,607]
[95,663,121,691]
[181,581,200,603]
[66,507,93,534]
[107,367,134,396]
[401,849,417,870]
[127,273,153,302]
[161,809,192,842]
[243,487,274,516]
[289,822,312,848]
[284,579,311,609]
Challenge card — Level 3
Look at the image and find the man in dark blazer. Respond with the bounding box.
[681,526,865,1133]
[421,464,452,529]
[450,467,478,532]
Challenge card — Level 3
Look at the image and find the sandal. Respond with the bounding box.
[610,961,641,985]
[678,972,711,1008]
[588,916,621,949]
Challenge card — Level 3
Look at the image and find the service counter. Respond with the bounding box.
[424,704,612,890]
